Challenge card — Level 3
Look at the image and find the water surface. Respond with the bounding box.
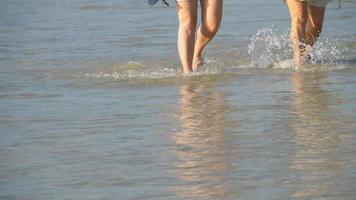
[1,0,356,199]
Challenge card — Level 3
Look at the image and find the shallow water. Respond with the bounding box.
[1,0,356,199]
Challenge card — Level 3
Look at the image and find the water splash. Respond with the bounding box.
[85,67,180,80]
[248,28,291,68]
[84,62,225,80]
[247,28,346,71]
[307,38,344,65]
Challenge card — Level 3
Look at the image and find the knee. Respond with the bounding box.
[201,23,220,38]
[290,15,307,41]
[179,17,197,36]
[291,14,307,29]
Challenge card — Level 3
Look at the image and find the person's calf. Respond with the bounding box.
[305,25,322,46]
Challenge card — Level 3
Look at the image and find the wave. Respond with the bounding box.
[84,65,225,81]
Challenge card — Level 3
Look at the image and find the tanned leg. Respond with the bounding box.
[177,0,198,75]
[287,0,308,66]
[192,0,223,71]
[305,5,325,47]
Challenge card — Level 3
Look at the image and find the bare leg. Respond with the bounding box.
[305,5,325,47]
[192,0,223,71]
[177,1,198,75]
[287,0,308,66]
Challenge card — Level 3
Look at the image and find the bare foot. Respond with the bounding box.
[183,69,192,76]
[293,43,308,66]
[294,52,312,66]
[192,55,204,71]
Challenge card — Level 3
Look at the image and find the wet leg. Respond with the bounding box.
[177,0,198,74]
[305,5,325,46]
[192,0,223,70]
[287,0,308,65]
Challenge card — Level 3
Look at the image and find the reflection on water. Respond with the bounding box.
[171,81,232,199]
[289,72,349,199]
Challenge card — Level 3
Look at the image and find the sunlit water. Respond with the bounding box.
[1,0,356,199]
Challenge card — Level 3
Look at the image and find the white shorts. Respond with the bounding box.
[297,0,333,7]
